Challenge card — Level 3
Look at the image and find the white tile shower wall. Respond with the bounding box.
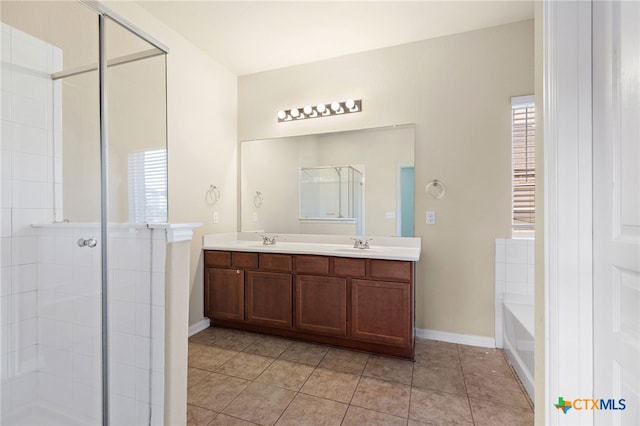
[0,22,62,417]
[494,238,535,348]
[109,225,165,425]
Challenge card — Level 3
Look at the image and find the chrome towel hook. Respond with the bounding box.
[254,191,264,208]
[206,185,221,205]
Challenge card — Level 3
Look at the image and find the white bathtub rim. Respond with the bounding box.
[503,301,534,337]
[504,334,535,401]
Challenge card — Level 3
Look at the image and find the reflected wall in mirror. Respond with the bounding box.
[241,124,415,236]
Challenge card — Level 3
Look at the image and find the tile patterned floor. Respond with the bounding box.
[187,327,533,426]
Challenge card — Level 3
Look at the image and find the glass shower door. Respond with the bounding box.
[103,16,167,425]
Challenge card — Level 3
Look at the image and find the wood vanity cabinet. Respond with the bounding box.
[204,250,415,359]
[295,275,347,336]
[204,267,244,321]
[204,251,245,320]
[245,270,292,328]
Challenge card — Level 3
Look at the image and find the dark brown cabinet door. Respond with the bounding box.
[245,271,292,328]
[351,279,411,346]
[295,275,347,336]
[204,268,244,321]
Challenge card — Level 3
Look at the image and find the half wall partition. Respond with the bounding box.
[1,1,170,424]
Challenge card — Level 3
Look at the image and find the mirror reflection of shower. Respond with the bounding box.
[299,165,364,234]
[240,124,414,237]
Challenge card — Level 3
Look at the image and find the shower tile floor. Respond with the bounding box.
[187,327,533,426]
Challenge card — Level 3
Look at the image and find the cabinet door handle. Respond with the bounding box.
[236,269,241,274]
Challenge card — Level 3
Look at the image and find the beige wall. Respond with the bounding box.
[101,2,239,327]
[239,20,534,337]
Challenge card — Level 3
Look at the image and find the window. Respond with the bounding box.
[511,95,535,237]
[128,149,167,223]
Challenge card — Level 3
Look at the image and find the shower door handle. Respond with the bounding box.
[77,237,98,248]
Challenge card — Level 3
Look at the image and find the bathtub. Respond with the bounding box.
[502,301,534,400]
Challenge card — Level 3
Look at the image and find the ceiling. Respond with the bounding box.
[136,1,534,76]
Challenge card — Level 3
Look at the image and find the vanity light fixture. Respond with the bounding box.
[345,98,359,112]
[316,103,329,116]
[277,99,362,122]
[303,105,317,118]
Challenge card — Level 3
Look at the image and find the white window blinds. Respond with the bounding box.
[511,95,535,235]
[128,149,167,224]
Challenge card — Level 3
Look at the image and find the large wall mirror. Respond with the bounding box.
[240,124,415,236]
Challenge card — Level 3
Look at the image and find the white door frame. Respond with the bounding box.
[544,1,594,425]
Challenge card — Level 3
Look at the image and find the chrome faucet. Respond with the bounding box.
[351,237,372,249]
[261,234,278,245]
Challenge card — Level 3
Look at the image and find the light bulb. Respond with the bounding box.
[290,108,300,118]
[303,105,313,115]
[316,103,326,113]
[345,99,355,109]
[331,101,341,112]
[277,110,287,120]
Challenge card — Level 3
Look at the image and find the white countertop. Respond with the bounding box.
[202,232,421,261]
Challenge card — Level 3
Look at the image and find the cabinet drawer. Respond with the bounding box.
[295,255,329,274]
[205,251,231,267]
[260,253,292,272]
[232,252,259,269]
[333,257,365,277]
[369,259,412,282]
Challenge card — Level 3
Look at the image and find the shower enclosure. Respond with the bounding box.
[299,165,364,234]
[1,1,168,424]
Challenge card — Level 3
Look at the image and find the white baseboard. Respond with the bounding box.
[188,318,211,337]
[188,320,494,348]
[416,328,495,348]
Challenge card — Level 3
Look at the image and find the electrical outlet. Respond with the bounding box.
[213,211,219,224]
[426,211,436,225]
[385,211,396,219]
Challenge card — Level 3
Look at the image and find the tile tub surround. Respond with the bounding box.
[494,238,534,348]
[202,232,421,261]
[187,327,533,426]
[494,238,535,402]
